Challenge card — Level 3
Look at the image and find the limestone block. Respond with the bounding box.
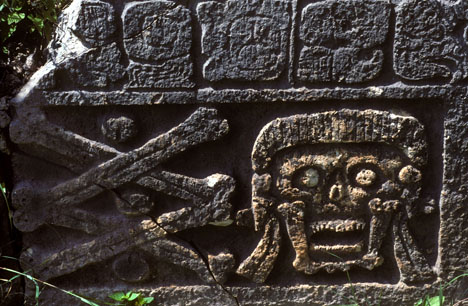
[63,43,126,88]
[6,0,468,304]
[394,0,468,82]
[298,0,390,83]
[197,0,291,81]
[240,110,433,283]
[123,1,194,88]
[72,0,116,47]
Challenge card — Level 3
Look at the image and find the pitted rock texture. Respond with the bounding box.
[197,0,291,81]
[7,0,468,305]
[298,0,391,83]
[123,0,194,88]
[72,0,117,47]
[240,110,433,284]
[63,42,126,88]
[394,0,468,82]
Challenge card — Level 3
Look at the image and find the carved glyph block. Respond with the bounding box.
[394,0,468,82]
[298,0,391,83]
[197,0,291,81]
[123,1,194,88]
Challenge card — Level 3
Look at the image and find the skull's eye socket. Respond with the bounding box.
[355,169,377,187]
[297,167,321,188]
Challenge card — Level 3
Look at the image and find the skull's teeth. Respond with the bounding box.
[312,242,364,253]
[309,219,366,234]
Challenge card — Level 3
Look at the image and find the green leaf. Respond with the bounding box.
[27,15,44,33]
[142,297,154,303]
[109,292,126,301]
[7,24,16,37]
[127,292,141,301]
[7,12,25,25]
[426,296,444,306]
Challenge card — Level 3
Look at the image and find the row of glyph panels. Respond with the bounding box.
[42,0,468,90]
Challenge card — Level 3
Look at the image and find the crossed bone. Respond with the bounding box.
[12,107,236,283]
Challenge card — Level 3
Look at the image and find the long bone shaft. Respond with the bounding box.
[13,108,229,232]
[10,112,119,172]
[28,219,214,283]
[32,170,236,234]
[137,171,235,232]
[278,201,316,274]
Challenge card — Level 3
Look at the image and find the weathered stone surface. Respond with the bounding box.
[33,0,126,89]
[72,0,116,47]
[394,0,468,82]
[298,0,390,83]
[7,0,468,304]
[126,59,193,88]
[101,116,137,143]
[123,0,194,88]
[241,110,433,283]
[62,42,126,88]
[0,100,11,154]
[197,0,291,81]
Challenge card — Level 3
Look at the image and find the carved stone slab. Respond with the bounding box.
[9,0,468,305]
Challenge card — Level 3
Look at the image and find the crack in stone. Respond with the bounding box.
[185,238,241,306]
[106,185,239,305]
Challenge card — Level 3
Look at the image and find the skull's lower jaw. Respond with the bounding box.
[296,218,385,274]
[299,255,385,274]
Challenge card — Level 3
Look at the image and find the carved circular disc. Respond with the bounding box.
[398,165,422,184]
[112,252,150,283]
[355,169,377,187]
[102,116,137,143]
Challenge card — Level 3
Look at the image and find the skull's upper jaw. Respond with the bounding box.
[303,217,387,274]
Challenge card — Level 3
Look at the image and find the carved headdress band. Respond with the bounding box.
[252,109,428,172]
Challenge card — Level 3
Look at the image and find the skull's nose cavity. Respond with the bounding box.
[329,184,343,201]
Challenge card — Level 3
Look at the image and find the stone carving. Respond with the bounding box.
[62,42,126,88]
[9,0,467,303]
[237,110,434,283]
[42,0,126,89]
[123,0,194,88]
[394,0,468,82]
[11,107,236,284]
[298,0,390,83]
[72,0,116,47]
[197,0,291,81]
[102,116,137,143]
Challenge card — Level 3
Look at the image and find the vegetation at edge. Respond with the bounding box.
[0,0,70,58]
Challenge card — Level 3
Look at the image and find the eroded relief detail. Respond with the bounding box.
[237,110,435,283]
[72,0,116,47]
[123,1,194,88]
[197,0,291,81]
[298,0,391,83]
[32,0,468,93]
[8,0,459,303]
[394,0,468,82]
[11,107,236,284]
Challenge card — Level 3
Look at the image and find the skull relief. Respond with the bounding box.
[275,145,421,274]
[237,109,434,284]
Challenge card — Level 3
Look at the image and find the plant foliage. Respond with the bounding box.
[1,261,156,305]
[0,0,70,56]
[109,291,154,306]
